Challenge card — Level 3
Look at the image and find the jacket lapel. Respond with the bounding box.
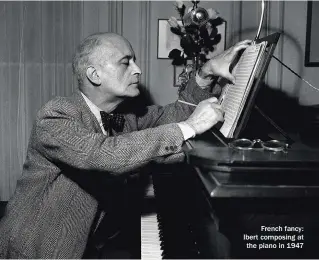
[71,90,103,134]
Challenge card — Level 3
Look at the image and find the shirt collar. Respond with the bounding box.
[80,92,106,134]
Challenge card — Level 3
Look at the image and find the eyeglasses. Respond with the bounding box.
[229,138,289,152]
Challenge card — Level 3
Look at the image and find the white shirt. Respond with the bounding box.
[81,92,107,135]
[81,92,195,140]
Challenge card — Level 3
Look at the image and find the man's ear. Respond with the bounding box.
[86,66,101,86]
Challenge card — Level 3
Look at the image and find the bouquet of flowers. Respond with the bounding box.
[168,0,224,88]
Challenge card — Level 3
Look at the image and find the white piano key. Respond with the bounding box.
[141,198,163,259]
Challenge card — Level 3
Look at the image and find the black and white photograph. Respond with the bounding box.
[0,0,319,259]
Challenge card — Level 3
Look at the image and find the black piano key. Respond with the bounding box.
[152,170,201,259]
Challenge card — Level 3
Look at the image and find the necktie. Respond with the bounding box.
[100,111,125,135]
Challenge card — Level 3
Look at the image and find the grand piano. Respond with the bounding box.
[141,33,319,259]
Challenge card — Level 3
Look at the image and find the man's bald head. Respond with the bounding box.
[72,32,132,87]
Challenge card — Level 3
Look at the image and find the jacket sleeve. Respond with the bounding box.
[128,76,215,130]
[33,98,185,175]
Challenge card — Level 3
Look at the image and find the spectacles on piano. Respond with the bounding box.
[229,138,289,152]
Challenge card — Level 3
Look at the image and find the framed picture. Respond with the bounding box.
[305,1,319,67]
[157,19,227,59]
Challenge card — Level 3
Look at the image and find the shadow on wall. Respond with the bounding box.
[246,83,319,148]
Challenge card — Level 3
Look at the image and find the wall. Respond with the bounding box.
[279,1,319,105]
[144,1,319,106]
[0,1,124,201]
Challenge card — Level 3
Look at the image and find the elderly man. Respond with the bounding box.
[0,32,250,258]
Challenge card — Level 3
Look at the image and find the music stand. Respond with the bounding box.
[210,32,293,146]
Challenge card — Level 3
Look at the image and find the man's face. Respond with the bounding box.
[95,37,141,99]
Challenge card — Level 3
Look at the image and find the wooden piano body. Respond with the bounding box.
[141,32,319,259]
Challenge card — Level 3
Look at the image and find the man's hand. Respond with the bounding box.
[183,97,224,135]
[199,39,252,84]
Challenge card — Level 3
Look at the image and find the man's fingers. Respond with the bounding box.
[237,39,252,45]
[223,73,235,84]
[234,39,252,48]
[213,107,224,122]
[234,44,250,53]
[211,103,222,110]
[217,111,224,121]
[206,97,218,103]
[218,113,224,122]
[233,39,252,52]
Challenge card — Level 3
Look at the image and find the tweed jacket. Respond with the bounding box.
[0,77,213,258]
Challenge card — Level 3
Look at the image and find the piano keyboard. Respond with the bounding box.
[141,212,163,259]
[141,177,163,259]
[140,172,201,259]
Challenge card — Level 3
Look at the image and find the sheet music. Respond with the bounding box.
[219,42,267,138]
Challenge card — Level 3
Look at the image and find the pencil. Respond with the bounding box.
[177,100,197,107]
